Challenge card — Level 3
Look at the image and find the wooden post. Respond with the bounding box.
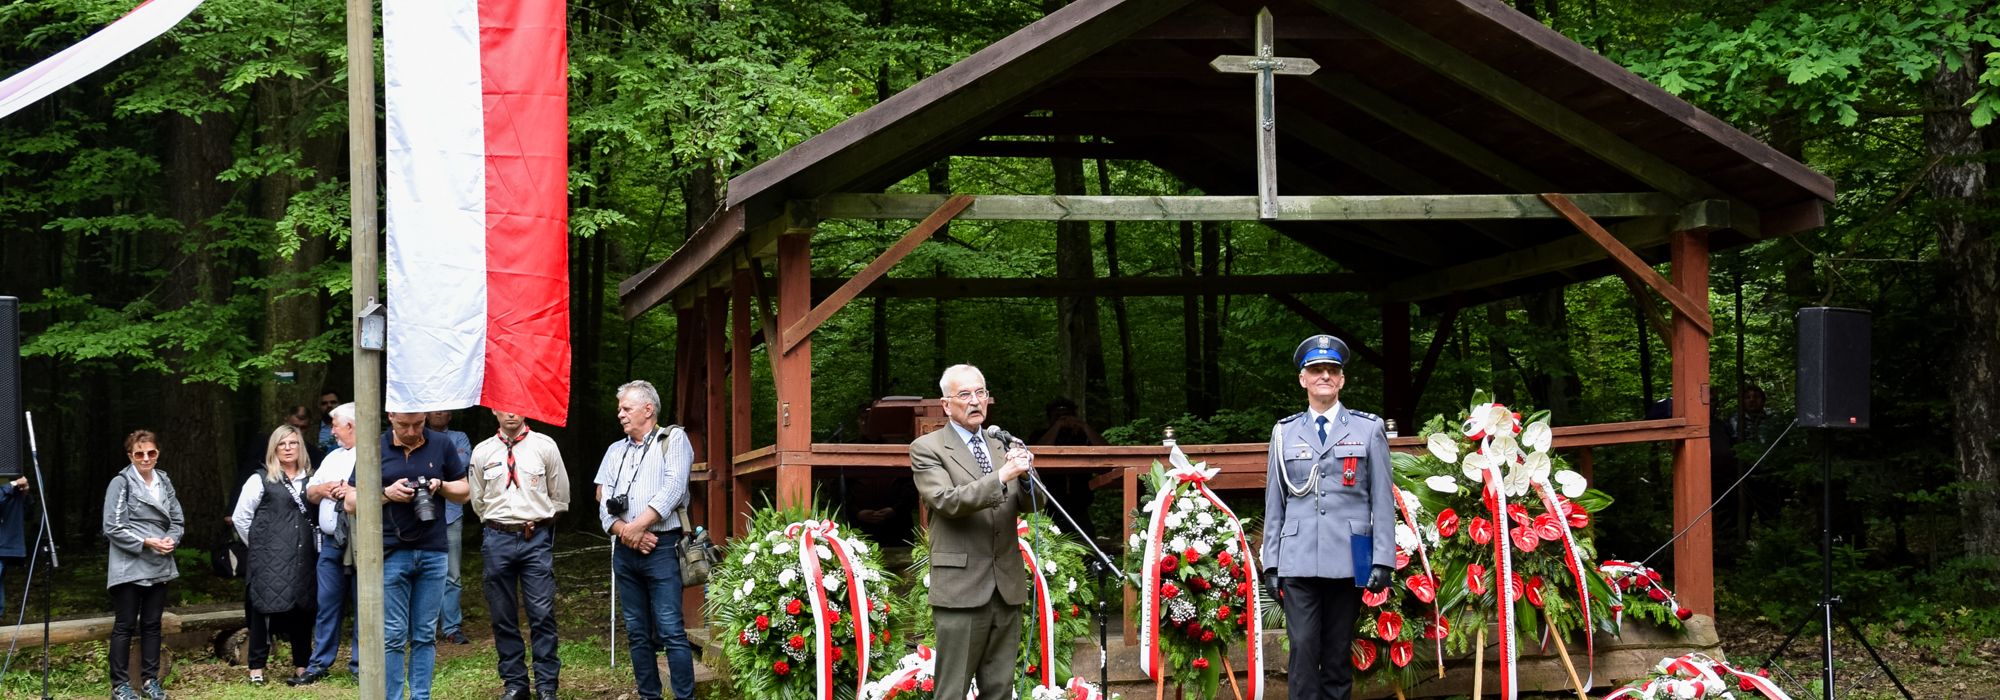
[1669,229,1714,616]
[775,229,814,510]
[344,0,386,693]
[731,267,754,537]
[1382,302,1413,428]
[1122,465,1140,646]
[705,291,729,541]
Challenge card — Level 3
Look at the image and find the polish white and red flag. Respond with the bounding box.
[0,0,204,121]
[384,0,570,425]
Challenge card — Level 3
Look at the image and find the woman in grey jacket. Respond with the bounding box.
[103,429,184,700]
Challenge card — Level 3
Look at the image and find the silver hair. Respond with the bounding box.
[937,364,984,397]
[617,380,662,412]
[329,402,356,427]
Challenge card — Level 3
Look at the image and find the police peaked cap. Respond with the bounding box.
[1294,334,1348,368]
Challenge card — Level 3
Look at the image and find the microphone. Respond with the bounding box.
[984,425,1024,449]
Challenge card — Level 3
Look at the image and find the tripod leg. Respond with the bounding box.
[1835,613,1914,700]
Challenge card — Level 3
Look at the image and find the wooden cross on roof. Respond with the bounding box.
[1210,7,1321,220]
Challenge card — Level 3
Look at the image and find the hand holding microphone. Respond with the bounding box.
[985,425,1034,482]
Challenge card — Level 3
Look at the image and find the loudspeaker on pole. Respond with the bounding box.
[1796,307,1870,430]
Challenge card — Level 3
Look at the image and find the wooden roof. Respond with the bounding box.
[621,0,1834,317]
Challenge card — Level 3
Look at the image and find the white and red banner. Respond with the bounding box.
[384,0,570,424]
[0,0,204,121]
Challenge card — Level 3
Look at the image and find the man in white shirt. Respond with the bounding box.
[296,402,357,685]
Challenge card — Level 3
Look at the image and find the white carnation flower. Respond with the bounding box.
[1142,500,1157,513]
[1164,513,1184,529]
[1223,538,1238,553]
[733,589,745,601]
[824,574,842,592]
[1043,560,1057,575]
[1048,523,1060,535]
[1169,536,1188,552]
[741,551,756,566]
[741,578,756,596]
[1555,469,1588,499]
[1193,540,1214,556]
[1196,512,1216,528]
[778,568,797,587]
[847,538,870,554]
[1395,524,1418,552]
[1067,577,1078,594]
[1425,475,1459,494]
[922,574,930,587]
[773,541,792,556]
[1129,534,1142,549]
[1398,488,1423,516]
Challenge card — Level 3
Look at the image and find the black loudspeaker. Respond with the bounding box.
[1797,307,1870,430]
[0,296,20,476]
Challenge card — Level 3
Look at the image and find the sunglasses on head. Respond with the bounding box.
[130,449,158,459]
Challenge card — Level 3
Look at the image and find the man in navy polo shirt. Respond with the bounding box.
[345,411,469,700]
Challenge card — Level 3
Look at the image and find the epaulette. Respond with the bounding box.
[1347,409,1381,422]
[1277,412,1306,425]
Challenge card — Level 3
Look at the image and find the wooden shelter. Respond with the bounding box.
[618,0,1834,624]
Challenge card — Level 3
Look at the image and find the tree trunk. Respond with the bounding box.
[1180,220,1201,414]
[1052,147,1106,419]
[1923,44,2000,557]
[1097,155,1138,421]
[1200,221,1221,416]
[1487,303,1515,400]
[255,67,339,422]
[1524,288,1579,418]
[929,160,950,372]
[160,109,240,545]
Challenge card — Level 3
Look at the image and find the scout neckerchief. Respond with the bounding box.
[497,425,532,489]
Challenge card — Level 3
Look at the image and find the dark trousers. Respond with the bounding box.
[484,525,560,694]
[1281,576,1362,700]
[613,540,694,700]
[932,590,1022,700]
[109,582,167,686]
[248,605,315,671]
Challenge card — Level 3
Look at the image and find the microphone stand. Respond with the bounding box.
[1014,450,1120,695]
[25,412,57,700]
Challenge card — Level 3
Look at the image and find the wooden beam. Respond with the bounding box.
[781,195,973,354]
[774,232,814,510]
[1269,293,1385,367]
[1381,216,1673,302]
[816,192,1680,222]
[748,257,783,387]
[1134,14,1360,41]
[952,138,1154,160]
[1542,193,1713,335]
[620,205,743,319]
[1316,0,1727,203]
[810,273,1374,299]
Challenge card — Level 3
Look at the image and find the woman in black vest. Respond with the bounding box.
[230,425,318,685]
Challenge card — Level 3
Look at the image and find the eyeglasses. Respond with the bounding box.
[130,450,158,459]
[950,389,992,402]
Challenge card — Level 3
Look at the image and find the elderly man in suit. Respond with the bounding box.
[910,363,1037,700]
[1263,334,1395,700]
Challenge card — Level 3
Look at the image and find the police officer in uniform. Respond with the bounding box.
[1262,334,1395,700]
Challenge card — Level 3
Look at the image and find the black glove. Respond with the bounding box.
[1263,569,1283,600]
[1364,564,1393,593]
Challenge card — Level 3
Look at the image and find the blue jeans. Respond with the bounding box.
[309,543,359,675]
[438,521,463,637]
[383,548,446,700]
[613,540,694,700]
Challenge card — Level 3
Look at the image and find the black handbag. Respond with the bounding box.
[211,532,247,579]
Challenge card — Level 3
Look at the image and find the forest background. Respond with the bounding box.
[1,0,1998,648]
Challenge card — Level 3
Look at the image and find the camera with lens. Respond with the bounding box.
[605,493,630,517]
[411,476,436,522]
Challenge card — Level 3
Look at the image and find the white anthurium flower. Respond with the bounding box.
[1426,432,1460,464]
[1464,402,1513,438]
[1523,421,1553,453]
[1460,449,1492,481]
[1425,474,1459,494]
[741,551,756,566]
[1487,432,1522,465]
[1555,470,1588,499]
[1502,461,1534,498]
[777,568,797,587]
[1142,500,1157,513]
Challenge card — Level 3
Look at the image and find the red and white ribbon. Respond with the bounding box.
[784,520,874,700]
[1137,447,1263,700]
[1531,481,1595,684]
[1602,653,1791,699]
[1391,490,1445,664]
[1017,519,1057,688]
[1480,465,1520,700]
[1600,560,1683,630]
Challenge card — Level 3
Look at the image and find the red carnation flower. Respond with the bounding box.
[1675,606,1694,621]
[1184,548,1201,564]
[1160,555,1179,573]
[832,646,843,662]
[1192,658,1209,670]
[1376,611,1403,640]
[1193,576,1211,591]
[738,630,751,645]
[830,610,840,624]
[1161,583,1180,598]
[1470,517,1493,545]
[1436,509,1459,538]
[1072,604,1081,617]
[1200,630,1215,642]
[1217,605,1232,620]
[1217,551,1233,567]
[1028,663,1039,675]
[755,614,770,631]
[899,678,917,692]
[921,679,934,692]
[882,629,893,642]
[1647,587,1668,602]
[787,599,803,615]
[1237,582,1252,598]
[773,661,790,675]
[788,634,806,650]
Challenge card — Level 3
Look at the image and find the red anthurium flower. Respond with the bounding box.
[1511,524,1539,552]
[1405,573,1436,603]
[1675,606,1694,621]
[786,599,803,615]
[1395,551,1410,570]
[1507,503,1532,527]
[773,661,791,675]
[1351,640,1378,671]
[1192,658,1209,670]
[1466,564,1488,595]
[1361,586,1390,607]
[1534,513,1565,541]
[1509,572,1526,602]
[1184,548,1201,564]
[1162,583,1180,598]
[755,614,770,631]
[1377,611,1403,640]
[1567,509,1592,529]
[1469,517,1493,545]
[1160,554,1179,573]
[1423,615,1451,640]
[1390,640,1415,668]
[1525,576,1545,607]
[1437,509,1460,538]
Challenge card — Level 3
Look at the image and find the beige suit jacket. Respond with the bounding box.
[910,424,1036,609]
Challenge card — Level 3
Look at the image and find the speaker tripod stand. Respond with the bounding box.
[1758,432,1910,700]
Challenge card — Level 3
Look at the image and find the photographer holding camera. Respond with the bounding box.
[593,380,695,700]
[344,411,468,700]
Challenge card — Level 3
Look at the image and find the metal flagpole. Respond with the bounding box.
[345,0,386,694]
